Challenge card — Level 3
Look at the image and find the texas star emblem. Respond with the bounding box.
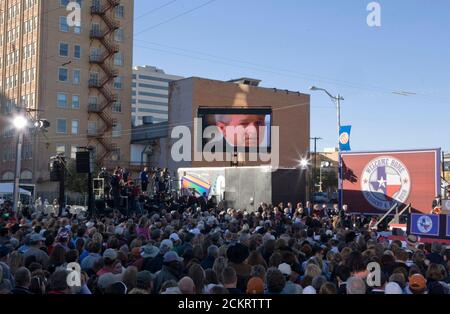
[417,215,433,234]
[361,156,411,210]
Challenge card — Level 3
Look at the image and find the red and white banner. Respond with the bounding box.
[341,149,441,214]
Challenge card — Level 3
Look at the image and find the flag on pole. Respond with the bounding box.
[339,125,352,151]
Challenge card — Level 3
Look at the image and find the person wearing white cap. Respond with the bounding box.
[303,285,317,294]
[169,233,180,242]
[189,228,201,236]
[278,263,303,294]
[385,282,403,294]
[169,233,182,254]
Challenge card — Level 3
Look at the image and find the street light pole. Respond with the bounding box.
[336,95,343,211]
[12,114,29,214]
[12,130,24,213]
[309,86,344,209]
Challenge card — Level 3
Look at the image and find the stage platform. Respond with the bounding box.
[178,166,307,211]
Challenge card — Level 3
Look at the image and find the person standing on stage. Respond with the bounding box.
[140,167,149,194]
[111,170,121,211]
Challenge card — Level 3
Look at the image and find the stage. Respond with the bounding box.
[177,166,307,211]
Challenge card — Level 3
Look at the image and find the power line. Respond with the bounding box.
[134,0,218,35]
[133,41,450,103]
[134,0,179,21]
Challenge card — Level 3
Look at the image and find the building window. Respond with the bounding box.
[71,120,79,134]
[57,93,68,108]
[91,23,101,36]
[21,144,33,160]
[112,101,122,113]
[114,28,124,42]
[92,0,100,9]
[88,96,98,111]
[114,53,124,66]
[59,17,69,32]
[88,121,97,136]
[113,76,123,89]
[59,42,69,57]
[56,119,67,133]
[112,123,122,138]
[73,69,81,84]
[72,95,80,109]
[2,172,15,181]
[89,72,99,85]
[111,149,120,161]
[60,0,70,7]
[56,144,66,155]
[58,68,68,82]
[74,45,81,58]
[71,146,77,159]
[115,5,125,19]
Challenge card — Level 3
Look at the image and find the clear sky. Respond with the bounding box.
[132,0,450,153]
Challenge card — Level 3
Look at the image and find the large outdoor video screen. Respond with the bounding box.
[198,108,272,151]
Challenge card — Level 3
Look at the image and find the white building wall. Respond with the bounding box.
[132,66,183,126]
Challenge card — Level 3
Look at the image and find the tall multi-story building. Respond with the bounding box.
[132,65,183,126]
[0,0,134,193]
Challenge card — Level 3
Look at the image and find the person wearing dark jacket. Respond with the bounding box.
[227,243,251,292]
[201,245,218,270]
[153,252,184,294]
[11,267,33,295]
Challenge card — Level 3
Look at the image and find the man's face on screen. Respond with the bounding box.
[214,114,267,147]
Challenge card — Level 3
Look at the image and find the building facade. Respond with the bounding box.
[0,0,133,192]
[444,152,450,183]
[130,77,310,174]
[132,65,183,126]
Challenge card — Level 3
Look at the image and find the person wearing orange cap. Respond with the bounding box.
[129,246,144,270]
[408,274,427,294]
[246,277,265,294]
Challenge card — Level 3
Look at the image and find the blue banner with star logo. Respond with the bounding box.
[339,125,352,151]
[410,214,440,236]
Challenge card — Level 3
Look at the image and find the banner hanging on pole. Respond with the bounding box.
[339,125,352,151]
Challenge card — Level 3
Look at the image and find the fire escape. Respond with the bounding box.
[88,0,121,163]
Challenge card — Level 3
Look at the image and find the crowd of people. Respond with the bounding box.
[0,188,449,295]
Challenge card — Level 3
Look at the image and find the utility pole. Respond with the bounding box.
[309,87,344,209]
[442,150,445,181]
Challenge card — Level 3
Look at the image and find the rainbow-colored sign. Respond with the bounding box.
[181,175,211,196]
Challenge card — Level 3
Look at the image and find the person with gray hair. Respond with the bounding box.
[346,276,367,294]
[201,245,219,270]
[239,232,251,245]
[250,265,266,281]
[312,275,328,291]
[160,239,173,255]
